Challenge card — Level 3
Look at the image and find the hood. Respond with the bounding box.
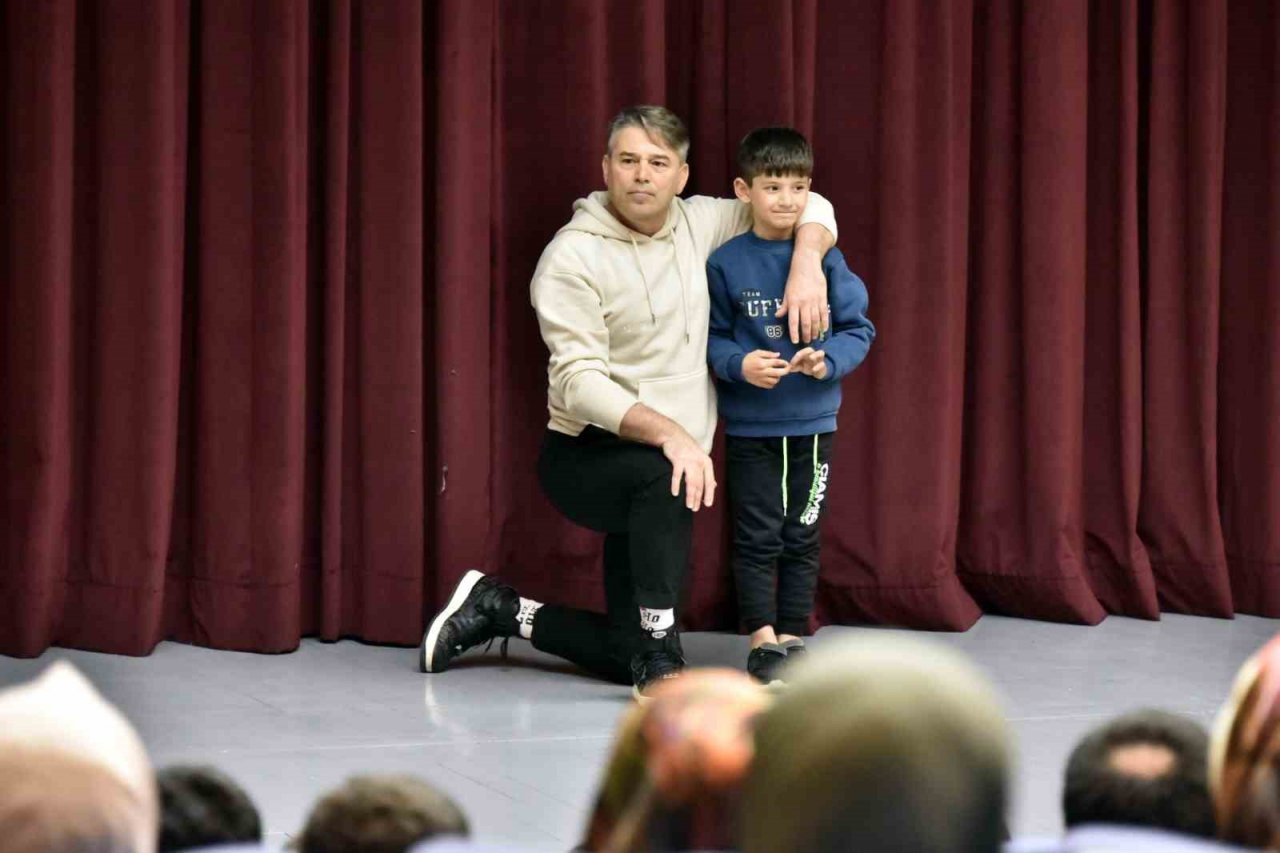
[555,190,697,344]
[558,191,681,242]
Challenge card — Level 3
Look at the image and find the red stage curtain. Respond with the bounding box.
[1,0,1277,656]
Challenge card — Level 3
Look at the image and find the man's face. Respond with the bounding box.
[601,126,690,235]
[733,172,811,239]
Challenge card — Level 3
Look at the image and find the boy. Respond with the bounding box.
[707,127,875,685]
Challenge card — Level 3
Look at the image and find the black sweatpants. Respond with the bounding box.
[726,432,834,637]
[531,427,693,685]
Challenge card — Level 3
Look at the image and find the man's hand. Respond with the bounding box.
[661,430,716,511]
[742,350,789,389]
[777,249,829,344]
[777,219,834,343]
[788,347,828,380]
[618,403,715,510]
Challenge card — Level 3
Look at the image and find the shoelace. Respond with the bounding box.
[481,636,511,659]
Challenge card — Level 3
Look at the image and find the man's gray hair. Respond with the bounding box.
[605,105,690,162]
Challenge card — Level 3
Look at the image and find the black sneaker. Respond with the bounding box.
[631,650,686,701]
[420,570,519,673]
[747,644,788,686]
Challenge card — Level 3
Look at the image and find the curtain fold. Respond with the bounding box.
[59,0,190,655]
[336,0,426,642]
[433,0,495,609]
[1141,0,1232,616]
[164,0,309,651]
[2,0,1278,657]
[960,0,1104,623]
[0,0,78,657]
[816,0,982,630]
[1081,0,1157,618]
[1220,0,1280,617]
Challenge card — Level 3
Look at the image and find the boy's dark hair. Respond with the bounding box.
[1063,710,1214,838]
[158,765,262,851]
[737,127,813,184]
[298,774,469,853]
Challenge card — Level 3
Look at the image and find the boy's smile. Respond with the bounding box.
[733,173,812,241]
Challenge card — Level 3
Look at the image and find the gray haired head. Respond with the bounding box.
[605,105,690,162]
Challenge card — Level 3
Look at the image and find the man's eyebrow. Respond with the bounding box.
[616,150,671,161]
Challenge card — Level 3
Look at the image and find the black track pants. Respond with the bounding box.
[531,427,693,684]
[726,432,834,636]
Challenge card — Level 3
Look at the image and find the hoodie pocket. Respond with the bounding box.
[637,367,715,447]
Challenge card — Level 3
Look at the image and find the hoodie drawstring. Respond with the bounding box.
[626,206,695,344]
[675,206,696,344]
[627,232,659,326]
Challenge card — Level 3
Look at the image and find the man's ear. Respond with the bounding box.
[675,161,690,195]
[733,177,752,203]
[601,154,610,187]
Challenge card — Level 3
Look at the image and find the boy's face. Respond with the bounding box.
[733,172,811,239]
[602,126,690,236]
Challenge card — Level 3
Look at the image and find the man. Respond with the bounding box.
[419,105,837,698]
[1062,710,1215,838]
[1006,711,1221,853]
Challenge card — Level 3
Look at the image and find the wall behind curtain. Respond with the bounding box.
[1,0,1277,657]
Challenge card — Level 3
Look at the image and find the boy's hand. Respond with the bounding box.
[788,347,828,380]
[742,350,789,389]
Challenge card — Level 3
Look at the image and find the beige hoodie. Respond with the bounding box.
[531,190,837,451]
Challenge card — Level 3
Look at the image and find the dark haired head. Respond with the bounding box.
[1063,710,1214,838]
[158,765,263,851]
[737,127,813,184]
[298,774,469,853]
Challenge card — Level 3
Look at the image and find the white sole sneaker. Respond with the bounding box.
[420,569,485,673]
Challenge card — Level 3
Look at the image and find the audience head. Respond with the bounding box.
[1062,709,1214,837]
[581,668,769,852]
[1211,634,1280,848]
[297,774,468,853]
[0,660,158,853]
[157,765,262,851]
[741,634,1011,853]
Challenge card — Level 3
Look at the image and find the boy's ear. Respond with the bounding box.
[733,177,752,203]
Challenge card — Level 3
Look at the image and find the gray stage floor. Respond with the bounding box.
[1,613,1275,849]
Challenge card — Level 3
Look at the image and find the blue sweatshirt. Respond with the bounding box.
[707,232,875,437]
